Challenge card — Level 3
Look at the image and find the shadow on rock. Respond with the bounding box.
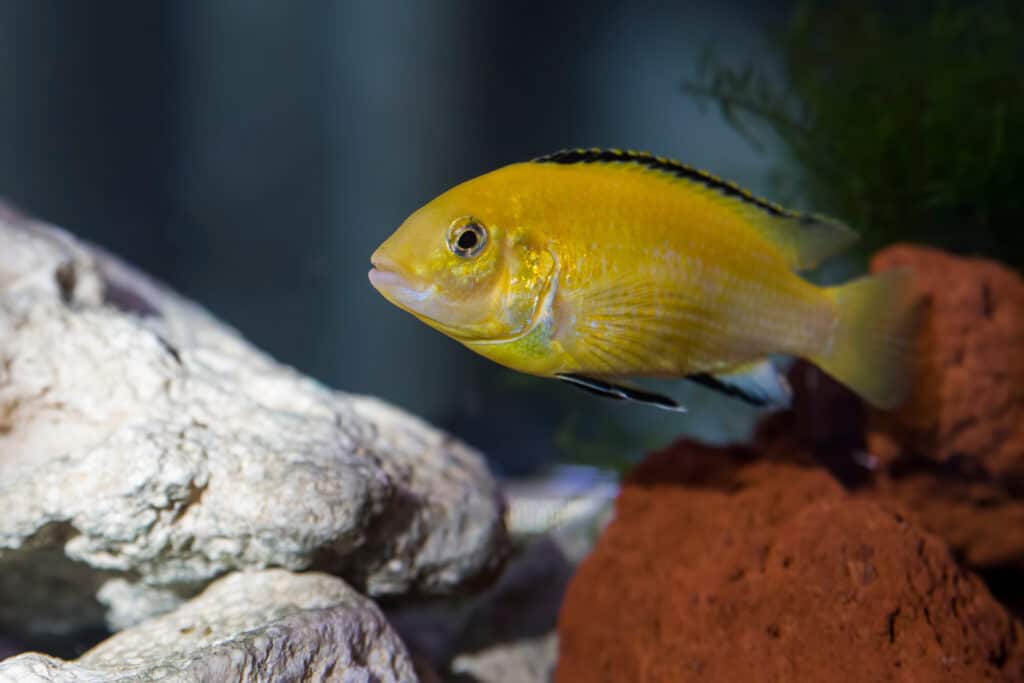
[389,535,573,682]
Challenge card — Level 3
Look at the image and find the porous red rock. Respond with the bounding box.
[862,246,1024,574]
[556,440,1024,682]
[868,245,1024,479]
[867,471,1024,574]
[748,246,1024,574]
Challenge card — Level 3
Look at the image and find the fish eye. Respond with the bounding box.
[448,217,487,258]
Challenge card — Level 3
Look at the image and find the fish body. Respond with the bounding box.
[369,149,916,410]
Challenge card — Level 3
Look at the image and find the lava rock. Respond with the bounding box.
[0,570,416,682]
[0,204,506,637]
[860,246,1024,575]
[742,246,1024,578]
[556,440,1024,682]
[868,245,1024,479]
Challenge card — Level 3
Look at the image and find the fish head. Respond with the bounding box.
[369,174,556,345]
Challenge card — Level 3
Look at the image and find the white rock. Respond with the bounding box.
[0,570,417,682]
[0,204,506,635]
[450,634,558,683]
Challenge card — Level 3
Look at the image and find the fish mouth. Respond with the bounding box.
[369,247,560,344]
[369,261,485,338]
[368,266,425,300]
[368,252,459,329]
[368,252,430,305]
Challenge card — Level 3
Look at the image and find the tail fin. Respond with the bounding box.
[809,269,919,410]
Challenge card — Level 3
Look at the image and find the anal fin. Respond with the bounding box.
[686,359,791,407]
[556,373,686,413]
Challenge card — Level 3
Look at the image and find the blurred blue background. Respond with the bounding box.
[0,1,793,475]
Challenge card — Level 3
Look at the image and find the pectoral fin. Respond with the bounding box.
[686,359,792,407]
[556,373,686,413]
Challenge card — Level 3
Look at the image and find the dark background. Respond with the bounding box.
[1,1,794,475]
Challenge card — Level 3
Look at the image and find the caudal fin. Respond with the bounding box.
[809,269,919,410]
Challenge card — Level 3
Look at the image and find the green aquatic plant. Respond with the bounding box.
[684,0,1024,267]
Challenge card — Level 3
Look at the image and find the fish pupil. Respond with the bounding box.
[457,228,479,250]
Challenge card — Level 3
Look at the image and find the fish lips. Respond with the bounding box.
[368,263,432,310]
[368,255,467,329]
[368,266,423,301]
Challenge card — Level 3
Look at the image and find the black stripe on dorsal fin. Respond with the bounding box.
[533,147,791,218]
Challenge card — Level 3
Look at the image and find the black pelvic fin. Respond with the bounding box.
[556,373,686,413]
[685,373,771,407]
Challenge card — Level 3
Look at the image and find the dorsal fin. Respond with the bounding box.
[533,148,858,270]
[536,148,790,216]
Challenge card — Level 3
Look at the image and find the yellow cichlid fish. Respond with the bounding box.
[369,149,916,411]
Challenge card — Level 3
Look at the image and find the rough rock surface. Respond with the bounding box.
[450,634,558,683]
[735,246,1024,578]
[860,246,1024,574]
[868,245,1024,478]
[556,440,1024,682]
[0,204,506,636]
[866,470,1024,578]
[0,569,416,682]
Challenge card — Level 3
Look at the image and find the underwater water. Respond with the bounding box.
[0,0,794,477]
[2,1,1023,681]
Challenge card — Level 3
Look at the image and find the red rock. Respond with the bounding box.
[866,472,1024,573]
[868,245,1024,479]
[856,246,1024,574]
[556,440,1024,683]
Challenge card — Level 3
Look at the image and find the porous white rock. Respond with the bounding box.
[0,569,416,682]
[0,204,506,635]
